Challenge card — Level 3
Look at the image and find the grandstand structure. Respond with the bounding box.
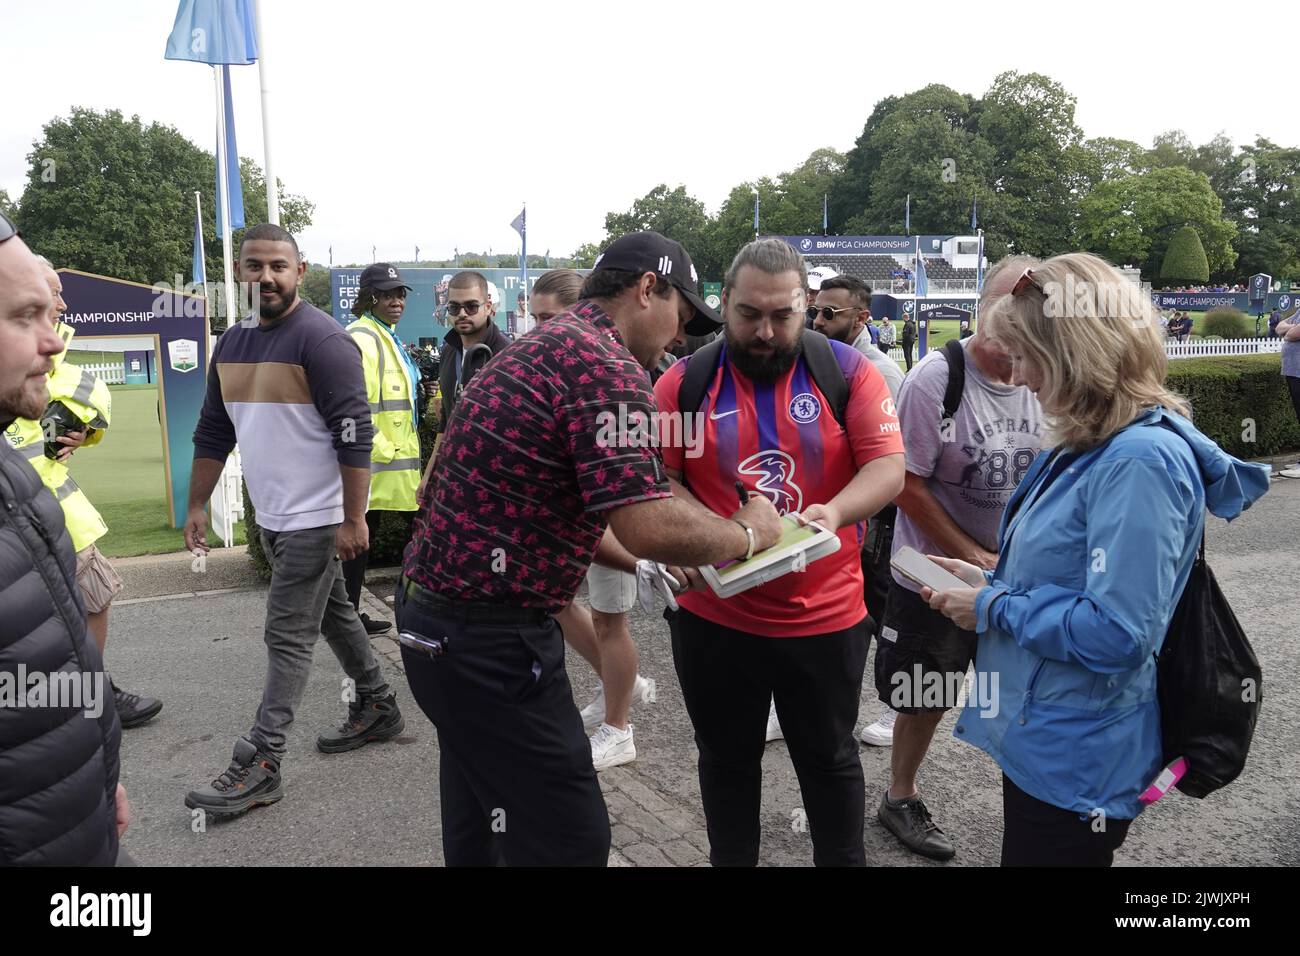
[774,233,985,358]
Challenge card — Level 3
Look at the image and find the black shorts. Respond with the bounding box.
[873,579,977,714]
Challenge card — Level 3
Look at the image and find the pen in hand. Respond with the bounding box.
[735,480,749,507]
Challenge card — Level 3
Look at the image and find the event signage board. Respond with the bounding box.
[56,270,208,528]
[331,267,591,344]
[776,235,955,255]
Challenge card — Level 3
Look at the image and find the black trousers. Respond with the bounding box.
[901,341,915,371]
[397,583,610,866]
[1001,775,1132,867]
[342,511,411,610]
[1287,376,1300,431]
[667,607,869,866]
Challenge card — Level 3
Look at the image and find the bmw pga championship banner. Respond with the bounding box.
[331,267,591,344]
[57,270,208,528]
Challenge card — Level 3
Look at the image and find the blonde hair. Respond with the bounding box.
[982,252,1188,451]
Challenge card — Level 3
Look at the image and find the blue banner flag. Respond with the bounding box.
[164,0,259,65]
[193,203,207,287]
[975,232,984,294]
[914,238,929,297]
[970,195,978,232]
[215,65,244,238]
[753,194,760,234]
[822,193,828,234]
[510,207,526,241]
[905,194,910,234]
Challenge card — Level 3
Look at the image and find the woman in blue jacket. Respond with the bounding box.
[922,252,1270,866]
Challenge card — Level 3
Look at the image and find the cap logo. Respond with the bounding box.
[690,262,698,284]
[594,253,604,267]
[387,268,397,278]
[658,256,673,275]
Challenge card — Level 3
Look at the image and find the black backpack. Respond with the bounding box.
[678,329,849,427]
[940,338,966,422]
[1156,529,1263,798]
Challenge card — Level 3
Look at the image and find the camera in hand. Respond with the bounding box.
[39,400,102,460]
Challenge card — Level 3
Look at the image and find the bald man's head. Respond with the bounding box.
[0,236,61,424]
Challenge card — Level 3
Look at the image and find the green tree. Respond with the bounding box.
[1161,226,1210,284]
[1147,130,1195,169]
[569,242,602,268]
[974,71,1085,255]
[460,257,488,268]
[1221,137,1300,282]
[1078,166,1237,277]
[603,184,713,271]
[1078,137,1150,189]
[16,106,312,288]
[827,95,900,232]
[0,188,15,220]
[300,264,332,309]
[496,254,519,269]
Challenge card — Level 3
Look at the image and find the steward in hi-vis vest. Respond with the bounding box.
[3,320,110,552]
[341,263,421,635]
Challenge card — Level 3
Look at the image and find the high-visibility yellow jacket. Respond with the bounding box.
[346,314,420,512]
[2,323,111,552]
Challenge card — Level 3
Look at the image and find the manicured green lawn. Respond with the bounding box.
[65,385,245,557]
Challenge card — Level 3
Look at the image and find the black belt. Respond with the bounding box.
[400,577,551,626]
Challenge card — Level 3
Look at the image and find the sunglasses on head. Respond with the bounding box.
[806,305,855,322]
[0,210,18,243]
[1010,268,1047,298]
[447,300,484,317]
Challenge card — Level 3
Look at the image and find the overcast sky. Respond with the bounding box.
[3,0,1295,267]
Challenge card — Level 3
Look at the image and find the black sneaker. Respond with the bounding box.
[111,680,163,729]
[184,739,283,818]
[878,791,956,861]
[316,693,405,754]
[359,612,392,636]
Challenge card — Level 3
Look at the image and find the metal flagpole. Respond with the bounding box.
[520,204,529,334]
[253,0,278,225]
[214,65,238,328]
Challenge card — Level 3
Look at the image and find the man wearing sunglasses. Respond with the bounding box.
[342,264,422,635]
[428,271,509,472]
[1,213,130,863]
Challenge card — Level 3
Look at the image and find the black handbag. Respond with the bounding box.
[1155,531,1263,798]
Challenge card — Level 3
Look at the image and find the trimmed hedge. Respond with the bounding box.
[244,393,441,581]
[1164,354,1300,458]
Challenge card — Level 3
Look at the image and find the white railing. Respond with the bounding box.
[1164,337,1283,359]
[76,363,126,384]
[881,338,1282,366]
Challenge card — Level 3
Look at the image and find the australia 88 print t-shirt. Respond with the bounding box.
[654,338,904,637]
[890,337,1044,593]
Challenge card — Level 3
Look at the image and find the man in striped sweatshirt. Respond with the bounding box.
[183,224,405,820]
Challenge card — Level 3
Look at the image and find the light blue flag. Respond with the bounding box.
[214,65,245,238]
[192,204,207,287]
[976,232,985,294]
[971,195,978,232]
[753,194,760,234]
[915,238,929,297]
[905,194,910,234]
[165,0,259,65]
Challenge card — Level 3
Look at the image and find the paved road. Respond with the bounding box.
[111,478,1300,866]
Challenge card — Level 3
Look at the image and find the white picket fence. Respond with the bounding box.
[885,337,1282,365]
[1163,337,1283,359]
[77,362,126,384]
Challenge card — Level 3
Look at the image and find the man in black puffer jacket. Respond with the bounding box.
[0,219,126,866]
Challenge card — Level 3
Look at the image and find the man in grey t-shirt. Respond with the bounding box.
[873,258,1044,861]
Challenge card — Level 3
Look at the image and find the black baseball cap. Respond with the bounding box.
[359,262,411,292]
[593,231,720,335]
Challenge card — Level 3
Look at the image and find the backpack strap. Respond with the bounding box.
[941,338,966,421]
[677,330,850,428]
[800,330,849,428]
[677,334,727,418]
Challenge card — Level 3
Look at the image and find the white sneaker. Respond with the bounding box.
[1279,464,1300,479]
[579,681,606,735]
[590,723,636,771]
[579,675,655,735]
[859,709,897,746]
[765,699,783,743]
